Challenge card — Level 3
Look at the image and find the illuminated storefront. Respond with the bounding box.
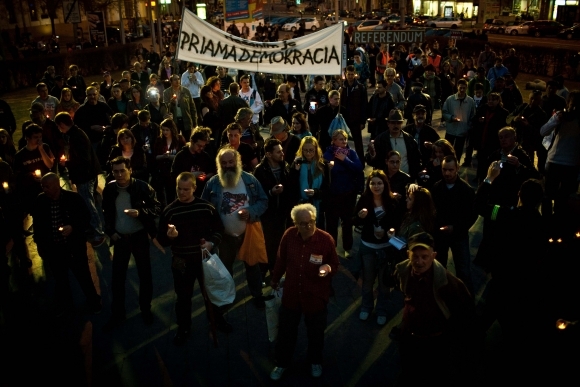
[414,1,475,17]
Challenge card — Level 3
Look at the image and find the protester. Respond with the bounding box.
[354,170,403,325]
[102,157,161,331]
[270,203,339,380]
[323,129,363,255]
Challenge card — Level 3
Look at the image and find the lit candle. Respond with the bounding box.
[575,232,580,238]
[440,227,446,230]
[549,238,554,243]
[2,182,8,190]
[329,161,334,167]
[172,93,177,98]
[124,209,129,213]
[389,228,395,234]
[557,238,562,243]
[34,169,41,177]
[60,154,66,162]
[556,319,568,330]
[58,227,64,232]
[319,269,326,276]
[238,210,243,215]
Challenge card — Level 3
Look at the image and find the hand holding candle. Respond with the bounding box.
[358,208,368,218]
[238,208,249,221]
[319,264,330,277]
[2,182,8,192]
[304,188,315,197]
[167,224,178,238]
[124,209,139,218]
[34,169,41,178]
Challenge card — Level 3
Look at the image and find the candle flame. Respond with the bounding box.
[575,232,580,238]
[548,238,554,243]
[2,182,8,189]
[557,238,562,243]
[558,322,566,330]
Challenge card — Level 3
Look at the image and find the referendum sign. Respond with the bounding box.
[177,8,343,75]
[352,30,426,44]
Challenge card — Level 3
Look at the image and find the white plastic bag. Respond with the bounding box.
[264,278,284,342]
[202,248,236,307]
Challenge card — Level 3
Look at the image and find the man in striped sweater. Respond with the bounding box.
[157,172,228,346]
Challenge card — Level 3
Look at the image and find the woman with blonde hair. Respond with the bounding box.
[290,136,330,228]
[55,87,80,118]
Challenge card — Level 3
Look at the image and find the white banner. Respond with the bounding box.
[177,8,343,75]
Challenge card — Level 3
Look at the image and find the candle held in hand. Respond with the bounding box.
[2,182,8,190]
[34,170,41,177]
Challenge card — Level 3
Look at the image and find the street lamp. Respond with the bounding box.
[197,3,207,20]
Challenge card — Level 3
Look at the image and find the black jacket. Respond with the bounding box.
[102,177,161,240]
[340,80,368,126]
[431,177,477,240]
[470,105,509,152]
[264,98,304,126]
[31,189,90,253]
[366,130,422,180]
[62,125,101,184]
[367,92,396,138]
[218,95,249,128]
[253,158,293,220]
[403,123,441,166]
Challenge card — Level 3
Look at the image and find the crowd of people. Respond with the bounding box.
[0,37,578,384]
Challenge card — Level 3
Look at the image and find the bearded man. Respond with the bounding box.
[201,147,269,309]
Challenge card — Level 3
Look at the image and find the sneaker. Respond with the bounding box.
[311,364,322,378]
[359,311,369,321]
[252,296,265,310]
[102,315,126,332]
[215,320,233,333]
[270,366,286,381]
[91,236,106,248]
[377,316,387,326]
[173,327,191,346]
[142,310,154,325]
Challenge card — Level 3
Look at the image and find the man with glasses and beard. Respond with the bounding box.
[201,147,268,309]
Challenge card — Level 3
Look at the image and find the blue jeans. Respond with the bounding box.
[76,178,104,240]
[435,235,473,295]
[360,243,392,316]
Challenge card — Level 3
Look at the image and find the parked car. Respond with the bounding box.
[527,20,565,37]
[324,15,347,27]
[356,19,382,30]
[271,17,299,27]
[505,21,532,35]
[282,17,320,31]
[557,24,580,39]
[427,17,462,29]
[483,19,504,33]
[491,21,518,34]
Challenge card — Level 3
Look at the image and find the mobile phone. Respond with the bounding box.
[309,101,316,112]
[500,162,504,168]
[295,157,304,165]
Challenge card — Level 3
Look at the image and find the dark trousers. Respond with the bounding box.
[544,163,580,215]
[218,233,263,298]
[111,229,152,316]
[193,97,202,122]
[175,117,191,142]
[261,216,287,273]
[171,257,226,329]
[434,235,473,295]
[41,244,101,310]
[536,146,548,175]
[275,305,327,367]
[445,133,466,162]
[347,121,365,168]
[325,192,356,251]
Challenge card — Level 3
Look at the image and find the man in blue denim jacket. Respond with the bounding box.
[202,147,269,308]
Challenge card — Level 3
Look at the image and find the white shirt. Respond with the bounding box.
[219,178,249,237]
[239,87,263,124]
[181,70,204,98]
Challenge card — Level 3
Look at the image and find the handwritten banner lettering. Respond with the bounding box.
[177,8,343,75]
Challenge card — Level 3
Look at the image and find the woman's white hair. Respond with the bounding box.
[291,203,317,223]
